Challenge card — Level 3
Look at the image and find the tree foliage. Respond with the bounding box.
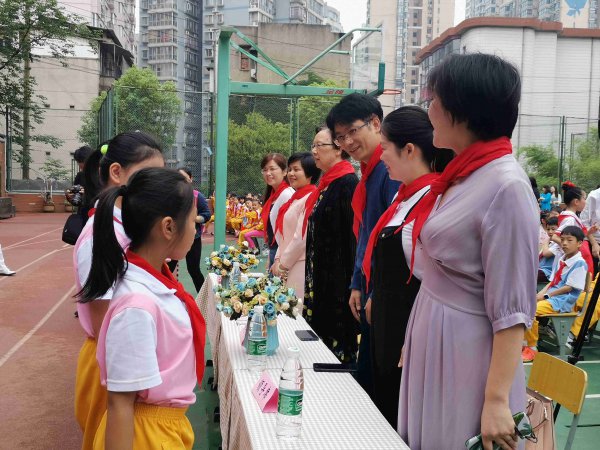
[40,156,70,181]
[78,67,182,150]
[228,112,290,195]
[0,0,96,177]
[517,128,600,191]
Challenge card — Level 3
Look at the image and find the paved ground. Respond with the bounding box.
[0,213,598,449]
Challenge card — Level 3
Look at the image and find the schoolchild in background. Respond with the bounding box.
[73,131,164,449]
[78,167,205,449]
[523,226,588,362]
[552,182,598,275]
[539,215,560,282]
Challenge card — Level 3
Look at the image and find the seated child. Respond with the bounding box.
[523,226,588,362]
[238,200,261,246]
[230,196,248,236]
[539,216,560,282]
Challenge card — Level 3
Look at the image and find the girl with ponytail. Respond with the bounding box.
[73,131,164,449]
[551,181,598,274]
[80,167,205,449]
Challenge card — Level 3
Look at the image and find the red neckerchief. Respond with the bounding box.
[275,184,317,239]
[362,172,438,288]
[558,211,587,234]
[351,144,383,239]
[549,260,567,288]
[88,208,96,218]
[410,137,513,276]
[302,160,355,237]
[125,250,206,385]
[260,181,290,242]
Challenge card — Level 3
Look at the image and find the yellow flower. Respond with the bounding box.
[211,258,220,267]
[242,304,249,315]
[222,259,232,267]
[231,295,241,303]
[210,251,218,258]
[244,289,254,298]
[259,296,268,305]
[233,302,242,313]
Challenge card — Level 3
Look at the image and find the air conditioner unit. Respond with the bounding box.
[250,68,257,80]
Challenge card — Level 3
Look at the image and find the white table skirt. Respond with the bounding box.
[196,273,410,450]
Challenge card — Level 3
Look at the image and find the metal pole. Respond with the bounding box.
[569,133,575,180]
[214,30,233,250]
[558,116,566,187]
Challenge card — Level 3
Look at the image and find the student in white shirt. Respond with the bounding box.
[78,168,205,449]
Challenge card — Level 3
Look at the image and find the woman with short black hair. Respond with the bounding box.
[398,53,539,449]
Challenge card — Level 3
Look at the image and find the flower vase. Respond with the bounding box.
[242,315,279,356]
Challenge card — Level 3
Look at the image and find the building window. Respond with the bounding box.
[240,52,250,71]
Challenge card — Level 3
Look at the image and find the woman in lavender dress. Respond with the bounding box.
[397,54,539,449]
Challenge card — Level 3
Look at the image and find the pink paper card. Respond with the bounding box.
[252,372,279,413]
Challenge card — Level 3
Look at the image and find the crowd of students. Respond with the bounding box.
[71,51,600,450]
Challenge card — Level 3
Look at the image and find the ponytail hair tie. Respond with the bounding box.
[119,185,128,196]
[100,144,109,155]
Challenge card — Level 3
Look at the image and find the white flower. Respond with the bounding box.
[292,307,299,317]
[228,246,236,252]
[210,251,218,257]
[281,302,290,311]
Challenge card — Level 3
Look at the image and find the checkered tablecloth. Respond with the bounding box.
[197,273,410,450]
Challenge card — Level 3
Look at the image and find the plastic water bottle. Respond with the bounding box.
[230,261,241,288]
[276,347,304,440]
[246,305,267,373]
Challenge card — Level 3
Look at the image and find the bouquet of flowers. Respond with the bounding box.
[214,275,301,324]
[205,242,259,276]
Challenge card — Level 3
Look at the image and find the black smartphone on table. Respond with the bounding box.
[295,329,319,341]
[313,362,357,373]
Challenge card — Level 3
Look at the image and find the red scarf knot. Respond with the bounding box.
[275,184,317,239]
[260,181,290,243]
[125,250,207,386]
[362,172,439,289]
[302,160,356,237]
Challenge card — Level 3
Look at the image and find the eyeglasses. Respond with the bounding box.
[334,120,371,146]
[311,142,335,149]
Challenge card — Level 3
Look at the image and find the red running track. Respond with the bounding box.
[0,213,82,449]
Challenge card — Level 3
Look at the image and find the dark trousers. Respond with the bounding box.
[167,238,205,293]
[356,290,373,398]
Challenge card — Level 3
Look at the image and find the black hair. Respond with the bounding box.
[325,93,384,135]
[542,185,550,192]
[382,106,454,173]
[287,152,321,185]
[427,53,521,141]
[529,176,538,189]
[74,145,93,163]
[546,216,558,227]
[561,225,585,242]
[177,167,193,179]
[562,182,585,205]
[77,168,194,302]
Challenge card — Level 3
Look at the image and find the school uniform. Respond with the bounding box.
[93,255,205,449]
[539,241,562,281]
[73,206,129,450]
[370,186,428,427]
[525,252,587,347]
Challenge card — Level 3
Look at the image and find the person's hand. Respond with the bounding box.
[589,223,599,236]
[365,297,372,325]
[348,289,362,322]
[592,242,600,259]
[536,292,546,301]
[481,399,518,450]
[398,346,404,368]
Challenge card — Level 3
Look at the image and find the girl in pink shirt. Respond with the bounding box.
[78,167,206,449]
[73,132,165,449]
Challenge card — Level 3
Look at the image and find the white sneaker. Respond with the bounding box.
[0,267,15,276]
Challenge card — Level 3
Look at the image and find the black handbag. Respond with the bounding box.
[62,213,86,245]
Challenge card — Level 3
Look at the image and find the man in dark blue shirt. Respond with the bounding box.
[326,94,399,395]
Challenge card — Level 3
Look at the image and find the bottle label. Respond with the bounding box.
[278,389,303,416]
[248,338,266,356]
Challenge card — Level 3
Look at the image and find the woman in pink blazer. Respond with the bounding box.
[272,152,321,300]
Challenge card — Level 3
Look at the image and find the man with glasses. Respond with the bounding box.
[326,94,399,396]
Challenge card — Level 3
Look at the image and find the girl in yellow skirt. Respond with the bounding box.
[78,168,205,449]
[73,132,165,449]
